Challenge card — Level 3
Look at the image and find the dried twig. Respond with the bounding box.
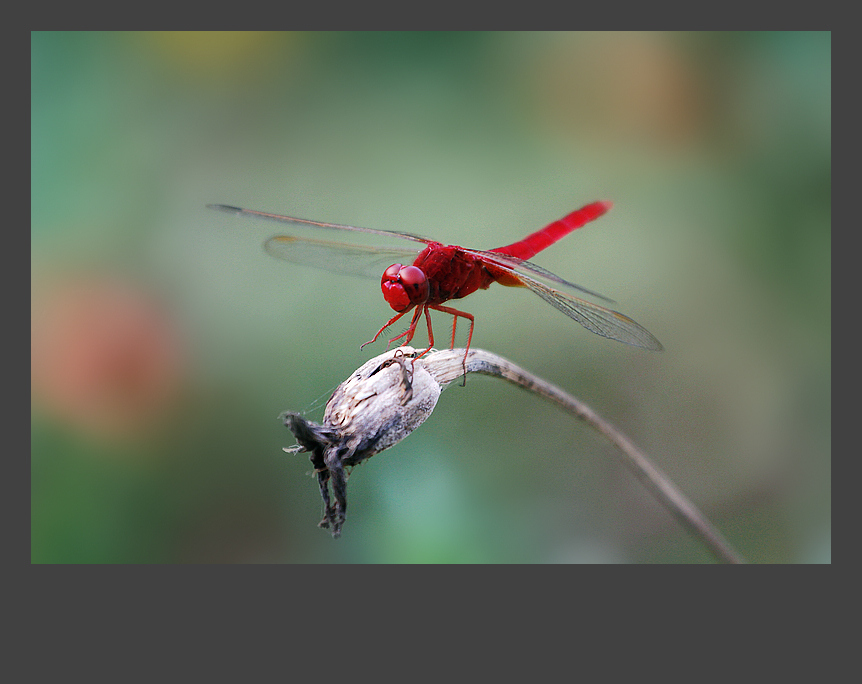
[283,347,745,563]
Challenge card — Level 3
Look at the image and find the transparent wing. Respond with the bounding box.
[264,235,421,279]
[462,248,615,303]
[459,249,662,350]
[208,204,432,245]
[520,274,663,350]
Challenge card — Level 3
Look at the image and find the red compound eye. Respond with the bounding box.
[383,264,402,281]
[397,266,428,302]
[381,264,428,312]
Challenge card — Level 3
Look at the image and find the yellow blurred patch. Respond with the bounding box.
[140,31,299,84]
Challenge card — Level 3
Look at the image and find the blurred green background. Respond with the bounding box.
[31,31,830,563]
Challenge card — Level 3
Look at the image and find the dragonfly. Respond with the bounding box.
[208,201,663,367]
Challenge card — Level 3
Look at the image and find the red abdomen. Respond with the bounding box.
[490,201,612,260]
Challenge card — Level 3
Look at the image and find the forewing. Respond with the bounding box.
[460,247,662,349]
[265,235,422,280]
[208,204,432,245]
[463,248,615,303]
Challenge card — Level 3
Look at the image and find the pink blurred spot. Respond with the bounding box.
[31,275,185,443]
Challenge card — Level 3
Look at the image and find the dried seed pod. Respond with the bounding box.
[283,347,447,537]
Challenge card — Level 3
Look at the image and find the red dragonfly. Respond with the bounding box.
[208,201,663,362]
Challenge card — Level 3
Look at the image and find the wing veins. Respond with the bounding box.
[208,204,431,245]
[516,274,663,351]
[264,235,421,279]
[463,248,615,303]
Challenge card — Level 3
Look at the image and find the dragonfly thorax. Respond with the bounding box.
[381,264,429,312]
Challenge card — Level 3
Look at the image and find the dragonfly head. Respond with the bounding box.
[381,264,429,312]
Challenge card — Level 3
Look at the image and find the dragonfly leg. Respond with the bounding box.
[429,304,474,381]
[361,310,409,350]
[386,306,424,348]
[448,312,458,349]
[406,305,436,362]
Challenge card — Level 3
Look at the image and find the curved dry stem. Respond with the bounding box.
[423,348,746,564]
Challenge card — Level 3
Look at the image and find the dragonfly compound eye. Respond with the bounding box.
[397,266,429,303]
[381,264,428,312]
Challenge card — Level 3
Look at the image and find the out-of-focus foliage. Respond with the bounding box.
[32,31,830,563]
